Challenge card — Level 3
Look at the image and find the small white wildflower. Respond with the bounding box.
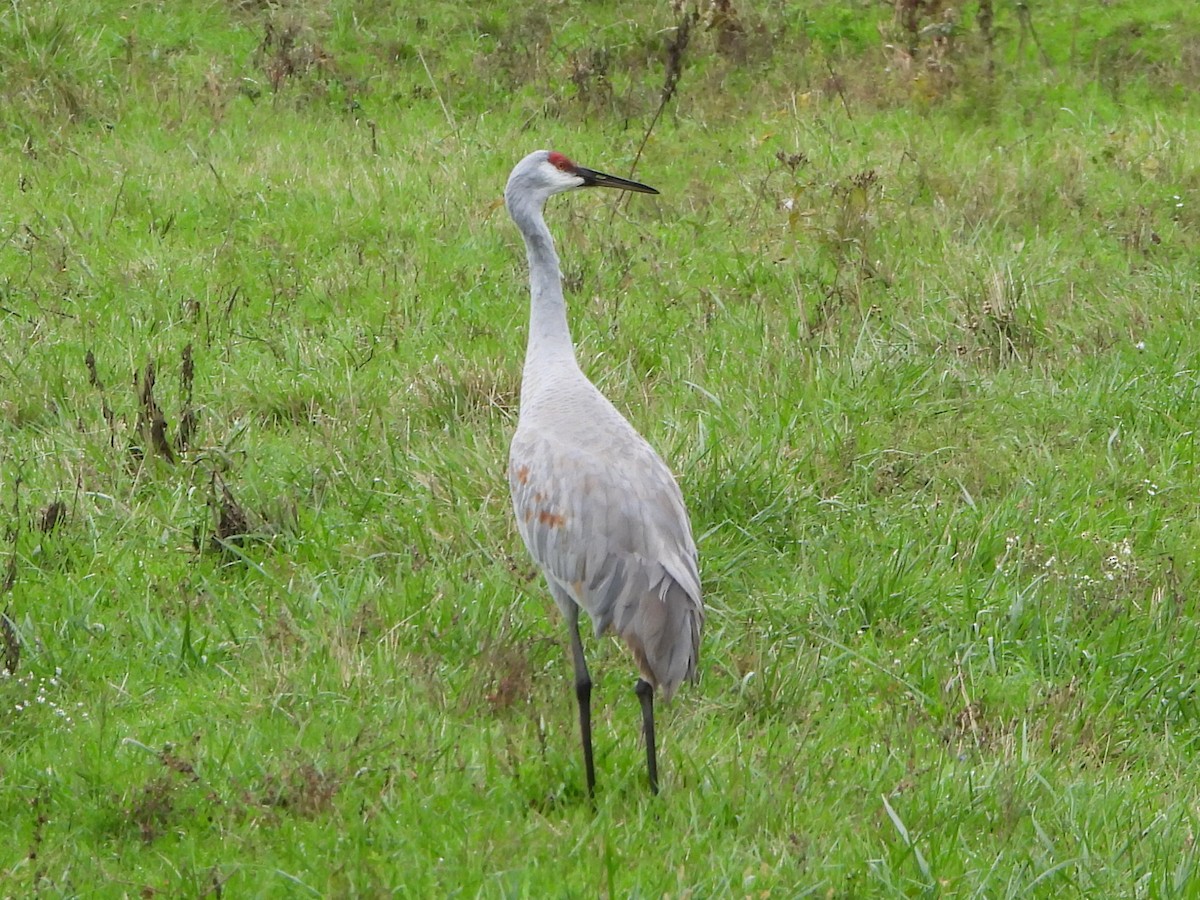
[1135,341,1146,351]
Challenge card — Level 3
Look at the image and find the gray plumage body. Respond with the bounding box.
[504,149,702,794]
[510,357,702,698]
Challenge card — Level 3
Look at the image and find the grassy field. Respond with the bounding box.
[2,0,1200,895]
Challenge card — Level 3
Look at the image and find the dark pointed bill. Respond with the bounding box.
[575,166,659,195]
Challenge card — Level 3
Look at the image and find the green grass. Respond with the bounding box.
[2,0,1200,894]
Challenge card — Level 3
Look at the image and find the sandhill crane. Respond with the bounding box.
[504,150,703,796]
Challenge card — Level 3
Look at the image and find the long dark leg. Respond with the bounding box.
[634,678,658,795]
[566,607,595,798]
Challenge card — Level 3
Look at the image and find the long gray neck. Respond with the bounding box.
[510,196,578,375]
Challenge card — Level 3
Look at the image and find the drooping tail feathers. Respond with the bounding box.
[614,574,702,701]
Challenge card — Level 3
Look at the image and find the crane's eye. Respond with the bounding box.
[548,152,576,173]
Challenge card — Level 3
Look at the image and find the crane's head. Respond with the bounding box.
[505,150,658,215]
